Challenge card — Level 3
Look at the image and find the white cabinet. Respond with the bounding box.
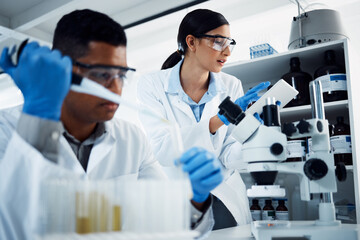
[222,39,360,222]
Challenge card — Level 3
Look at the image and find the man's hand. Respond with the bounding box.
[0,42,72,121]
[177,147,223,203]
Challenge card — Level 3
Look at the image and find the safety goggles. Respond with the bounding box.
[195,34,236,52]
[73,61,136,88]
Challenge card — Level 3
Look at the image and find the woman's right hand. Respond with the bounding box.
[217,81,270,126]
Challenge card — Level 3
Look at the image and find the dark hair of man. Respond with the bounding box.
[161,9,229,70]
[52,9,127,60]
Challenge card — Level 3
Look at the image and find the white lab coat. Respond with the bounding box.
[0,107,213,239]
[137,61,252,225]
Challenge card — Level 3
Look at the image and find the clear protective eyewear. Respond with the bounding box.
[73,61,136,88]
[196,34,236,52]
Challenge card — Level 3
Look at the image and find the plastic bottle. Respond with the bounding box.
[331,116,352,165]
[262,200,275,220]
[276,199,289,220]
[250,199,262,221]
[282,57,313,107]
[314,50,347,102]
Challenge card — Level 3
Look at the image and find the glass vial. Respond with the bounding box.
[276,199,289,220]
[331,116,352,165]
[262,199,275,220]
[250,199,262,221]
[282,57,313,107]
[314,50,347,102]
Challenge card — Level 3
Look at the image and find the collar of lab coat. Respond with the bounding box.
[86,120,116,172]
[59,120,116,175]
[59,121,115,141]
[164,59,227,96]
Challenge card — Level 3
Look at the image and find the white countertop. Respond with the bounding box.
[206,224,254,240]
[206,222,360,240]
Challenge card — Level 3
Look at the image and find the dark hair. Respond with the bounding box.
[161,9,229,70]
[53,9,127,60]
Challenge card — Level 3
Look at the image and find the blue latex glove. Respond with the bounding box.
[234,81,271,110]
[176,147,223,203]
[217,112,230,125]
[0,42,72,121]
[218,81,270,125]
[253,112,263,124]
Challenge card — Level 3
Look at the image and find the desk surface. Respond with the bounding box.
[206,224,253,240]
[206,222,360,240]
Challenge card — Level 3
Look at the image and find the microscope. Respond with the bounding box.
[218,80,356,240]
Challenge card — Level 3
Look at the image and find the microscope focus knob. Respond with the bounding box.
[282,123,297,137]
[270,143,283,155]
[335,162,347,182]
[303,159,328,180]
[297,119,311,134]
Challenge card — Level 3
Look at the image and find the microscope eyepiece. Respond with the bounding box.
[218,96,246,125]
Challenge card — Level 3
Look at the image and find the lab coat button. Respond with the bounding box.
[51,131,60,140]
[192,213,200,220]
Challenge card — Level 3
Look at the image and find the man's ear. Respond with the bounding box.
[185,35,197,52]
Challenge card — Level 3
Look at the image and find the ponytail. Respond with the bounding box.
[161,50,183,70]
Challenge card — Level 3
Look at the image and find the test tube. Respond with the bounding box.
[99,185,109,232]
[168,122,193,231]
[75,191,91,234]
[112,205,122,231]
[168,122,188,179]
[88,190,99,232]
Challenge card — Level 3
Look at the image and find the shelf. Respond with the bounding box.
[346,166,354,171]
[280,100,349,122]
[222,39,346,90]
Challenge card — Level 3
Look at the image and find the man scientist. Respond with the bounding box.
[0,9,223,239]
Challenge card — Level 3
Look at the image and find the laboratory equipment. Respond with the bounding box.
[262,200,275,221]
[249,43,277,59]
[217,79,356,239]
[332,116,352,165]
[314,50,347,102]
[288,7,348,49]
[39,178,196,240]
[218,81,270,125]
[275,199,289,220]
[244,79,298,117]
[250,199,262,221]
[193,34,236,52]
[281,57,312,107]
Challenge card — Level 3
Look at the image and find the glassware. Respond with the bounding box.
[314,50,347,102]
[282,57,312,107]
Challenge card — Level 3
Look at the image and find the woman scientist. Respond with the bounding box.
[137,9,268,229]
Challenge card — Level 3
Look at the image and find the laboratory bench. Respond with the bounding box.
[207,224,253,240]
[206,222,360,240]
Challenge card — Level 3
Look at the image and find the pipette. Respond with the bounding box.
[71,74,169,124]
